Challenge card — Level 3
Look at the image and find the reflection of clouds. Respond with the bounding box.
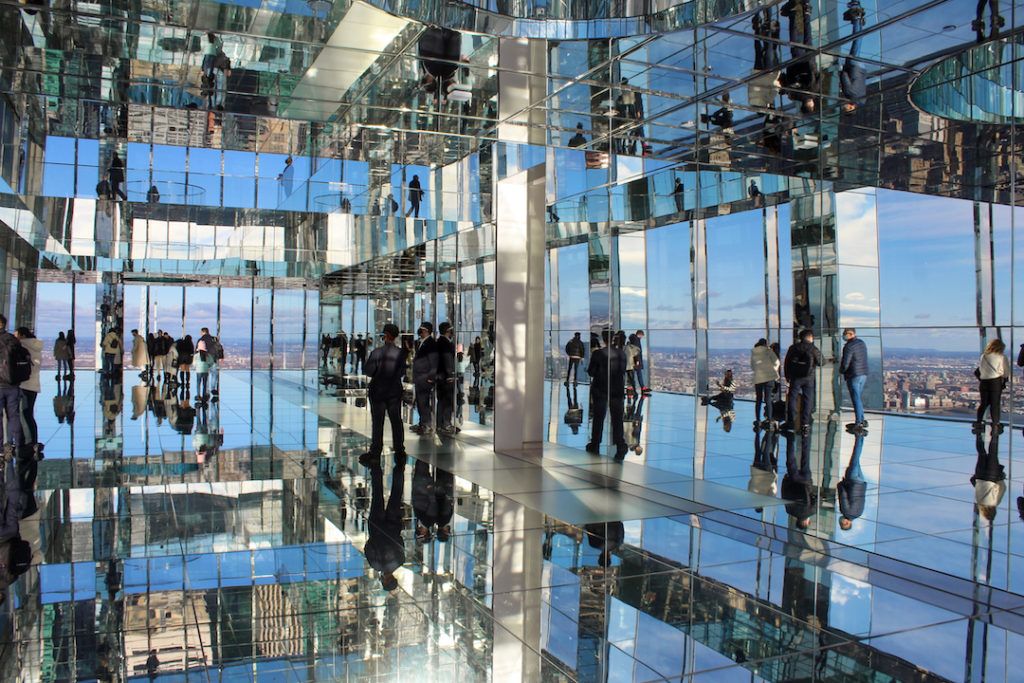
[714,293,764,311]
[845,292,865,301]
[914,313,931,320]
[842,303,881,313]
[836,191,877,268]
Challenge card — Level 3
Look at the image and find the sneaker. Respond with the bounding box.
[641,387,651,395]
[800,424,811,436]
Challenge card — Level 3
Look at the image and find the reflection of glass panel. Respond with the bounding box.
[706,211,765,328]
[878,190,975,326]
[647,222,692,330]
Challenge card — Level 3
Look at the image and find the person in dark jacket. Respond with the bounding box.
[587,330,628,459]
[108,152,127,200]
[411,322,437,434]
[468,336,483,381]
[781,431,815,529]
[0,315,22,452]
[408,175,424,218]
[363,460,407,592]
[837,432,866,530]
[839,328,869,432]
[584,521,624,567]
[565,332,584,386]
[435,322,457,434]
[176,335,195,386]
[783,328,824,435]
[359,324,407,467]
[412,460,454,543]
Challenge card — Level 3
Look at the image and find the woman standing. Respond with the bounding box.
[975,338,1010,433]
[131,329,149,378]
[751,338,781,426]
[66,328,76,379]
[53,331,70,380]
[15,327,41,447]
[176,334,195,387]
[194,335,211,401]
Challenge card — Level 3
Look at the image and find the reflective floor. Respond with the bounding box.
[1,371,1021,681]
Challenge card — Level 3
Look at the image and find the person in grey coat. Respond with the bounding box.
[411,322,438,434]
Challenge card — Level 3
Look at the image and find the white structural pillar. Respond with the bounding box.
[494,37,547,453]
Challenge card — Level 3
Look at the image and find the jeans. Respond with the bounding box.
[103,353,115,375]
[566,358,580,384]
[370,396,406,457]
[196,372,209,396]
[846,374,866,424]
[57,359,69,375]
[786,377,816,429]
[0,386,22,446]
[635,367,646,389]
[755,381,773,421]
[20,390,37,445]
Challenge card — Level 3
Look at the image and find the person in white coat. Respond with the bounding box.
[131,329,149,374]
[975,338,1010,433]
[15,327,41,446]
[750,338,781,426]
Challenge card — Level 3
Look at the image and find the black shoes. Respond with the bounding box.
[358,452,380,467]
[845,420,869,433]
[585,443,600,455]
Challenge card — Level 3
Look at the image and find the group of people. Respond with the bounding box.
[321,331,371,375]
[100,327,227,403]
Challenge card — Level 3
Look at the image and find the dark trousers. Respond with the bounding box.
[436,380,454,428]
[415,380,434,427]
[977,378,1003,424]
[755,381,773,421]
[786,377,815,428]
[20,390,37,445]
[566,358,580,384]
[590,391,625,448]
[370,396,405,457]
[410,199,421,217]
[0,386,22,446]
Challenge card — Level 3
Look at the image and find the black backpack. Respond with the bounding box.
[0,334,31,386]
[788,344,814,380]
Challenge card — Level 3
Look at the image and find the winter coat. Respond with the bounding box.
[978,352,1010,381]
[20,339,42,394]
[101,331,122,357]
[132,333,149,367]
[53,338,70,362]
[750,345,780,385]
[839,337,868,380]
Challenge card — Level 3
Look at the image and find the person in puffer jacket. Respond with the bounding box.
[750,338,780,425]
[839,328,869,432]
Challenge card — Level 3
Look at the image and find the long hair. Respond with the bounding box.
[984,339,1005,355]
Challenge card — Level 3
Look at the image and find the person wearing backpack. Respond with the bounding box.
[0,316,24,451]
[101,328,122,378]
[359,324,408,467]
[14,328,40,448]
[783,328,824,435]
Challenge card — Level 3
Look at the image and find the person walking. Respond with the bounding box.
[751,338,780,426]
[0,315,24,452]
[359,323,408,467]
[586,330,628,459]
[53,331,71,380]
[974,338,1010,433]
[565,332,584,386]
[131,329,149,377]
[839,327,869,432]
[14,327,40,448]
[411,322,438,434]
[101,328,122,377]
[783,328,824,435]
[108,152,127,200]
[408,174,424,218]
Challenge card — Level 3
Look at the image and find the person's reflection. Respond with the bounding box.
[365,460,407,591]
[749,425,778,501]
[972,432,1006,521]
[172,391,195,435]
[101,376,122,438]
[53,378,75,425]
[624,393,645,455]
[564,384,583,435]
[781,432,815,529]
[837,432,866,531]
[584,521,624,568]
[412,460,454,543]
[131,382,148,420]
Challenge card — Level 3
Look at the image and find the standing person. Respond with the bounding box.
[839,328,869,432]
[14,327,40,448]
[151,330,167,384]
[277,156,294,197]
[176,335,194,387]
[628,330,650,396]
[408,174,424,218]
[751,338,780,426]
[974,338,1010,433]
[131,329,149,376]
[586,330,628,459]
[201,32,221,75]
[321,334,331,366]
[108,152,127,200]
[355,334,369,374]
[66,328,76,378]
[783,328,824,435]
[748,180,763,208]
[568,122,587,147]
[53,331,70,380]
[101,327,122,377]
[673,177,685,213]
[564,332,584,386]
[0,316,24,452]
[411,322,438,434]
[194,333,212,401]
[468,336,483,381]
[209,335,224,398]
[359,323,407,467]
[332,332,347,373]
[435,322,457,435]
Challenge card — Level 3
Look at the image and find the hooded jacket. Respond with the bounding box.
[750,345,780,385]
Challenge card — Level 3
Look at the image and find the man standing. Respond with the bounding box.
[587,330,628,460]
[0,315,23,452]
[360,324,407,467]
[673,178,685,213]
[352,334,366,374]
[411,322,438,434]
[435,322,458,434]
[630,330,650,396]
[277,156,294,197]
[564,332,584,386]
[783,328,824,435]
[839,327,869,432]
[408,174,424,218]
